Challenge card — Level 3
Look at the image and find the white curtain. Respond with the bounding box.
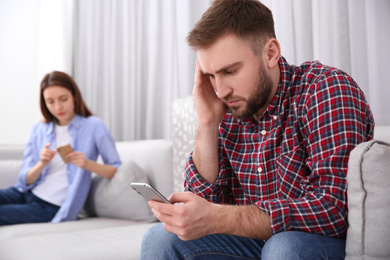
[263,0,390,126]
[73,0,211,141]
[39,0,74,78]
[73,0,389,142]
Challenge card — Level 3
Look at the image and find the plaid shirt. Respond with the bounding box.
[185,56,375,238]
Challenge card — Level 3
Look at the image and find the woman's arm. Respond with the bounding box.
[83,159,117,179]
[26,143,56,185]
[26,161,47,185]
[67,151,117,179]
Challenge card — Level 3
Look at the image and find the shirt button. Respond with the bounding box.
[257,167,263,173]
[261,130,267,135]
[273,115,278,120]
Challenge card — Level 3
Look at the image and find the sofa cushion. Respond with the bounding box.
[0,222,157,260]
[84,161,157,222]
[346,140,390,259]
[0,218,136,240]
[115,140,173,199]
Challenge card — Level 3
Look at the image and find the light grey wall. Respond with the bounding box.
[0,0,41,145]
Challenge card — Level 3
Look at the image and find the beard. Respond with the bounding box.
[224,63,274,120]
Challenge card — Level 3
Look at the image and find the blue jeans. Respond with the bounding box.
[0,187,60,225]
[140,223,345,260]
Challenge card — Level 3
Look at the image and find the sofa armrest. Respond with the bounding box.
[346,140,390,259]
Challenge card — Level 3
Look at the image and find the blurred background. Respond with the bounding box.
[1,0,389,145]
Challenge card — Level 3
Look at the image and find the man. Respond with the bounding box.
[141,0,374,259]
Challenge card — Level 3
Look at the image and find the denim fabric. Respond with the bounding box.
[141,223,345,260]
[0,187,60,225]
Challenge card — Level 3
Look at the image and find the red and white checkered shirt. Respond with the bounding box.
[185,56,375,238]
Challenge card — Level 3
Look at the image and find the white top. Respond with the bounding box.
[32,124,70,206]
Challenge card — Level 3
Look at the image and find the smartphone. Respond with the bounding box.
[130,182,172,204]
[56,144,73,164]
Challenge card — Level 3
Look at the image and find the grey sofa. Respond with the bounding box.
[0,139,173,260]
[345,127,390,260]
[0,95,389,259]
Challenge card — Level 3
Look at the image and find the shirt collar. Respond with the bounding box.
[45,114,84,135]
[265,56,293,118]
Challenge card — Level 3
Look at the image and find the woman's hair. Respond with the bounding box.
[187,0,276,55]
[40,71,93,122]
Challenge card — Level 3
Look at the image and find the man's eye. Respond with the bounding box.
[208,74,215,79]
[226,70,235,75]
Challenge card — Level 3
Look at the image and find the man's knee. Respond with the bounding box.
[262,232,302,259]
[141,223,179,259]
[142,223,167,248]
[262,231,345,260]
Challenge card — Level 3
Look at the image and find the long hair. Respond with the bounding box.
[40,71,93,122]
[187,0,276,55]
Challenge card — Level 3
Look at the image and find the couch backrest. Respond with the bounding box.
[0,145,24,189]
[0,140,174,198]
[0,144,24,160]
[374,125,390,143]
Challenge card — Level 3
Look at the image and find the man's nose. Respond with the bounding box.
[215,77,232,99]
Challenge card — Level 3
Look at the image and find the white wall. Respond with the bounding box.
[0,0,41,145]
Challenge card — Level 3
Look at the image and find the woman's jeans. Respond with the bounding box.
[0,187,60,225]
[141,223,346,260]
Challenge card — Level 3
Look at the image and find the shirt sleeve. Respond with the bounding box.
[94,119,122,169]
[257,71,374,238]
[15,123,43,191]
[185,149,237,205]
[185,130,248,206]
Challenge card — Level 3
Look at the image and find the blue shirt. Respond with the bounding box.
[15,114,121,222]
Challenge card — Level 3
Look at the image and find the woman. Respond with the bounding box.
[0,71,121,225]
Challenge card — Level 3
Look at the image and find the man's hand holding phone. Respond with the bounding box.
[148,191,215,241]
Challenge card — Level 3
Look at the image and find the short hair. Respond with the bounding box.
[187,0,276,55]
[40,71,93,122]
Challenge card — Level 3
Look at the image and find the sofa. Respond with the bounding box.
[0,96,389,260]
[0,139,173,260]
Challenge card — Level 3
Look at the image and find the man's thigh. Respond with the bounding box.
[141,224,345,260]
[141,223,265,260]
[262,231,346,260]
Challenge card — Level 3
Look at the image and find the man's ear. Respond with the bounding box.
[263,38,281,69]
